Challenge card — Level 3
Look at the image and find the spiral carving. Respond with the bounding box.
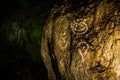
[70,19,88,35]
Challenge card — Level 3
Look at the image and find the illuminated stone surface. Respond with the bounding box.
[41,0,120,80]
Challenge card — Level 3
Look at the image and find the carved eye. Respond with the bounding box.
[71,21,88,35]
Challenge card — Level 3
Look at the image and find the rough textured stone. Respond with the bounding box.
[41,0,120,80]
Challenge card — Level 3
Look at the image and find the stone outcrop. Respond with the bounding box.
[41,0,120,80]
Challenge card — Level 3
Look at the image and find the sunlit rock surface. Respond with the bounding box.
[41,0,120,80]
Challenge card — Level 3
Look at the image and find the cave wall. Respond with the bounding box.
[41,0,120,80]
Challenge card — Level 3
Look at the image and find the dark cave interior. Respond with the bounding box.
[1,0,120,80]
[0,0,56,80]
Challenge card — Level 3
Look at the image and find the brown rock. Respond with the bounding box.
[41,0,120,80]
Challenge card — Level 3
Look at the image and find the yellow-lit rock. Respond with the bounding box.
[41,0,120,80]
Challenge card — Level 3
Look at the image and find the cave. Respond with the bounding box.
[1,0,120,80]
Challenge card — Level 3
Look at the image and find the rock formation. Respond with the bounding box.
[41,0,120,80]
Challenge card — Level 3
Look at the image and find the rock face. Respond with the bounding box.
[41,0,120,80]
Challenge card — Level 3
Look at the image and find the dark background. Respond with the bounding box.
[0,0,56,80]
